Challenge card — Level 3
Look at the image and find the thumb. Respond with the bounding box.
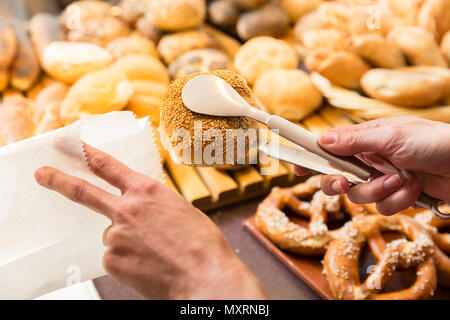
[318,126,400,157]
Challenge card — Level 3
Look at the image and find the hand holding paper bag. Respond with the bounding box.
[0,112,164,299]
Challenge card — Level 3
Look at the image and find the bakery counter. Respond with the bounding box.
[93,198,320,300]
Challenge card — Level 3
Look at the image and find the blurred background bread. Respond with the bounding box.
[253,69,322,121]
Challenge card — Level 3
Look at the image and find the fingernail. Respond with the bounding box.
[331,180,345,194]
[383,174,402,189]
[319,132,337,145]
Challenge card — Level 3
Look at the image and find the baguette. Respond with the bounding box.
[29,13,64,64]
[10,21,40,91]
[0,21,18,92]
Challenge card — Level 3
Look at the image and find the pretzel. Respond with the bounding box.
[255,175,370,255]
[324,214,437,300]
[413,206,450,287]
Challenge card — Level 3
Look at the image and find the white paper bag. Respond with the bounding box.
[0,112,163,299]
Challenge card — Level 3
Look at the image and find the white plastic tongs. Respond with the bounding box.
[182,74,449,219]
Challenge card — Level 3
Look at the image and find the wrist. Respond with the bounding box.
[169,252,268,300]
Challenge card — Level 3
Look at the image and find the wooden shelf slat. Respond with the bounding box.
[162,168,179,193]
[195,167,239,203]
[258,158,290,189]
[231,165,265,196]
[165,157,213,209]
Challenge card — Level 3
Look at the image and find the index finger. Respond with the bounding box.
[83,143,141,193]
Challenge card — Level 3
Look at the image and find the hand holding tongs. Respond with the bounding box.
[182,74,449,219]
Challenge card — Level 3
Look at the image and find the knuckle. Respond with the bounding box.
[69,182,87,201]
[114,202,140,219]
[133,178,158,194]
[90,153,110,173]
[102,251,120,274]
[106,226,124,246]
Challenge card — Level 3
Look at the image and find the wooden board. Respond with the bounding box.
[243,215,450,300]
[243,216,333,299]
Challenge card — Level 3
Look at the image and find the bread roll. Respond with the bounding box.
[253,69,322,121]
[299,29,349,51]
[135,14,163,43]
[60,68,133,124]
[29,13,64,64]
[305,49,370,90]
[236,4,290,41]
[126,80,167,122]
[42,42,113,84]
[110,54,170,84]
[279,0,323,22]
[350,33,406,68]
[387,26,448,67]
[294,2,350,35]
[10,21,40,91]
[127,94,161,125]
[168,48,231,80]
[60,0,114,31]
[147,0,206,31]
[117,0,149,26]
[361,67,450,107]
[208,0,239,29]
[234,36,299,85]
[441,30,450,63]
[66,17,131,47]
[0,96,34,146]
[0,21,17,92]
[106,33,158,60]
[232,0,269,10]
[34,82,68,135]
[157,29,220,64]
[417,0,450,42]
[159,70,259,169]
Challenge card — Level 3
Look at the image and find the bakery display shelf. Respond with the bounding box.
[164,106,356,212]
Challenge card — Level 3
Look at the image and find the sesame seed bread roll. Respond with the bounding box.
[159,70,259,170]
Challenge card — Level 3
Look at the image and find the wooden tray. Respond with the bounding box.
[243,215,450,300]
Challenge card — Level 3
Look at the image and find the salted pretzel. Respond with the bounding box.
[255,175,371,255]
[324,214,437,300]
[413,206,450,287]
